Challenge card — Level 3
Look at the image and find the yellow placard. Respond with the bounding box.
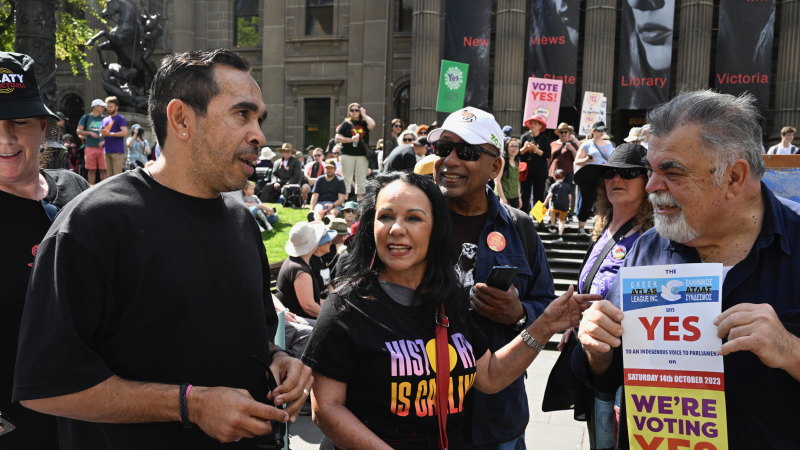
[625,385,728,450]
[530,201,547,223]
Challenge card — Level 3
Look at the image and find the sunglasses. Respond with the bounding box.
[600,167,646,180]
[433,141,498,161]
[403,138,413,143]
[333,152,341,155]
[392,123,403,128]
[314,154,323,157]
[350,108,360,112]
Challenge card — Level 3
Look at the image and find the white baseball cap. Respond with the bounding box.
[91,99,106,108]
[427,107,505,152]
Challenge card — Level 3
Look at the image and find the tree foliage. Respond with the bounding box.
[0,0,103,76]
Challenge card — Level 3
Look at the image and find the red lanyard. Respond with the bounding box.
[435,305,450,450]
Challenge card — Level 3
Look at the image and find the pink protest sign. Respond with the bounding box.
[522,77,563,130]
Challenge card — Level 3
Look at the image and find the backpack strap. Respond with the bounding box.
[502,203,537,263]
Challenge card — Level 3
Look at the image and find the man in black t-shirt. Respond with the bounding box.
[0,51,89,450]
[429,107,555,448]
[13,49,312,450]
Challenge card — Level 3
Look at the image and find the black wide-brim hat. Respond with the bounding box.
[0,52,59,121]
[574,143,648,188]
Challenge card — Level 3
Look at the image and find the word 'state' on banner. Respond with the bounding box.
[620,263,728,450]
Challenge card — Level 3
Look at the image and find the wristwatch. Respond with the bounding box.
[512,311,528,332]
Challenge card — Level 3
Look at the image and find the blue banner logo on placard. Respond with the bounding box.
[623,276,719,311]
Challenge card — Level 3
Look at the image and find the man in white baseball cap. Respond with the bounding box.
[429,106,555,449]
[76,98,108,184]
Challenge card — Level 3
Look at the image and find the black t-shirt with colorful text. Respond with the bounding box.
[338,119,369,156]
[302,285,489,449]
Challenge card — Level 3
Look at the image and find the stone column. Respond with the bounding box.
[261,0,286,147]
[86,7,106,102]
[675,0,713,92]
[581,0,617,123]
[171,0,195,52]
[492,0,526,131]
[774,0,800,134]
[410,0,443,125]
[360,2,389,133]
[15,0,58,109]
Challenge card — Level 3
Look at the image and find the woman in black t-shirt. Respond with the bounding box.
[303,172,598,449]
[334,102,376,201]
[277,222,336,319]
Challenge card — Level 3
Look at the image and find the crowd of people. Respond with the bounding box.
[2,46,799,450]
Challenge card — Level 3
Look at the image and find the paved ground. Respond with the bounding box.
[286,344,589,449]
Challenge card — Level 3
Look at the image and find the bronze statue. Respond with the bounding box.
[86,0,163,112]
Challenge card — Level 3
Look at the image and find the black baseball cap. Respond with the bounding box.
[0,52,59,121]
[413,136,429,147]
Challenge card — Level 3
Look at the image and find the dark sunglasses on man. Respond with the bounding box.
[432,141,499,161]
[600,167,646,180]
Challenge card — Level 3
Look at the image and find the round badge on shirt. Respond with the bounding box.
[612,244,627,260]
[487,231,506,252]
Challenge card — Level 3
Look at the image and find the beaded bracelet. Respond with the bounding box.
[179,383,193,429]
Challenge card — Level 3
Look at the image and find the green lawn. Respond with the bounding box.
[262,203,309,264]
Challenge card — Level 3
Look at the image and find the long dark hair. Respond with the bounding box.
[335,172,465,318]
[503,137,520,177]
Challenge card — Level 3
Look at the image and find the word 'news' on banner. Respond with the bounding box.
[522,77,562,129]
[620,263,728,450]
[436,60,469,113]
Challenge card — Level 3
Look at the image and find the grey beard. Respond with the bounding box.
[649,192,700,243]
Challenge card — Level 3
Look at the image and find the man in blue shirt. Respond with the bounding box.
[429,107,555,449]
[573,90,800,449]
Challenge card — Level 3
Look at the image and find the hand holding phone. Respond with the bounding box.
[252,354,286,448]
[485,265,518,291]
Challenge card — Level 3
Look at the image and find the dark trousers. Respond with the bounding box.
[577,183,597,222]
[522,175,548,212]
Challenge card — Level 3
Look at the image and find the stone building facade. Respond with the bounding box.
[55,0,800,150]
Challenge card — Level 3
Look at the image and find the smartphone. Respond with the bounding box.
[264,367,286,448]
[485,265,518,291]
[0,411,16,437]
[251,354,286,449]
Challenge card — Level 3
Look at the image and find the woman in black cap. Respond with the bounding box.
[568,142,653,450]
[0,51,89,449]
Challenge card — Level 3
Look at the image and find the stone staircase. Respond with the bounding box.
[535,219,594,295]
